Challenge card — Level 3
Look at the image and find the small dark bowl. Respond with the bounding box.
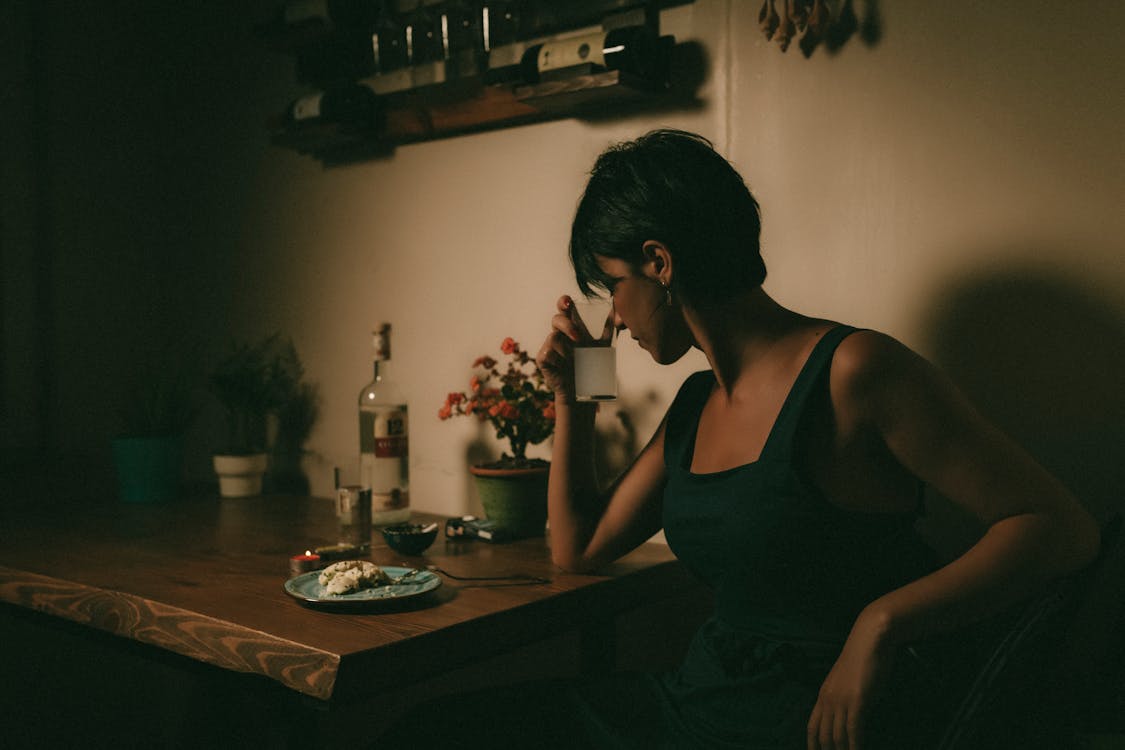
[382,523,438,555]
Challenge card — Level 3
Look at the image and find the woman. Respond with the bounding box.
[532,129,1100,750]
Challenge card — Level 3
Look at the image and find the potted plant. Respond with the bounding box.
[111,357,199,503]
[208,334,303,497]
[271,380,321,495]
[439,337,556,537]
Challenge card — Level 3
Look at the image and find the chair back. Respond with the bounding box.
[936,515,1124,750]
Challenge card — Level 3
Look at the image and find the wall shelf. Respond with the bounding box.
[270,65,681,164]
[262,0,697,165]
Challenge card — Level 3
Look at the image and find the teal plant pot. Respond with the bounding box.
[111,435,184,503]
[469,464,549,539]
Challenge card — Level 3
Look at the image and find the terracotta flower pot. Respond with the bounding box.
[469,463,549,539]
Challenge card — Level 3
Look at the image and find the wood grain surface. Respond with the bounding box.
[0,564,340,698]
[0,492,692,703]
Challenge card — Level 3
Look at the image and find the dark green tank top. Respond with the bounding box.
[662,325,935,646]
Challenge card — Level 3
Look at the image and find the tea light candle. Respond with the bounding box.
[289,550,321,576]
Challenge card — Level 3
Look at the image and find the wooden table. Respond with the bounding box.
[0,493,709,748]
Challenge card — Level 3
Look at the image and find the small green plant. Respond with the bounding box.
[117,342,201,438]
[271,379,321,494]
[209,334,303,455]
[275,381,320,457]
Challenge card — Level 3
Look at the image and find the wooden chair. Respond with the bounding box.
[935,515,1125,750]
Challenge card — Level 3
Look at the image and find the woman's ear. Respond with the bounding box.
[641,241,673,286]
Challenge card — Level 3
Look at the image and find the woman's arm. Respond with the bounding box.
[807,331,1101,750]
[537,296,667,573]
[847,331,1099,636]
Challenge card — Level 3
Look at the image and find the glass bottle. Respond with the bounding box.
[373,5,408,74]
[443,0,486,79]
[518,25,661,85]
[406,6,443,66]
[358,323,411,526]
[286,82,381,129]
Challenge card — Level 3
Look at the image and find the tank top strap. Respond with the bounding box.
[759,325,858,461]
[663,369,715,470]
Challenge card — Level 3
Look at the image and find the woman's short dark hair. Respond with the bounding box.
[570,129,766,303]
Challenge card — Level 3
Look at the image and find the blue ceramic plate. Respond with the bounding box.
[283,565,441,607]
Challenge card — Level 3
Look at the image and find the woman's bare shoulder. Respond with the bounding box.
[827,328,942,421]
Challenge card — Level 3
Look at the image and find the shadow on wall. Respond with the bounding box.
[464,420,494,517]
[917,263,1125,557]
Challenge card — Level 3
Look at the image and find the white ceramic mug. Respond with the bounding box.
[571,298,617,402]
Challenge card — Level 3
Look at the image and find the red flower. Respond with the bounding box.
[438,334,555,461]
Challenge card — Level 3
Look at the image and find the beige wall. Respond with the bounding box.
[9,1,1124,522]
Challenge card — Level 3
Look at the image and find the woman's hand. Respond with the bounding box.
[807,610,895,750]
[536,295,598,404]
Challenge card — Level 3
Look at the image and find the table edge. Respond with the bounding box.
[0,564,341,700]
[330,556,699,699]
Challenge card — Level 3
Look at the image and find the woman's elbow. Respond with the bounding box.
[551,548,598,574]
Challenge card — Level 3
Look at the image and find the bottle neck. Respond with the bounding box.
[372,358,390,381]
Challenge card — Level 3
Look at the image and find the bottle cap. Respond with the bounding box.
[373,323,391,361]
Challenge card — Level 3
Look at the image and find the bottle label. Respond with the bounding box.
[373,409,408,458]
[537,31,607,73]
[292,92,324,121]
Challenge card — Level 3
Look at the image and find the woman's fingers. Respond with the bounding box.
[833,706,848,750]
[551,308,584,342]
[807,702,854,750]
[556,294,616,344]
[806,704,822,750]
[538,299,580,396]
[537,330,569,366]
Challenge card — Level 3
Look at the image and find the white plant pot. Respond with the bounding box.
[212,453,269,498]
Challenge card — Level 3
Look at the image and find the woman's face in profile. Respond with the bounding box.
[595,255,694,365]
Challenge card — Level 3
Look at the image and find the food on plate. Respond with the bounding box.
[317,560,390,595]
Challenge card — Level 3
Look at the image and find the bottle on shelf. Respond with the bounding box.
[285,81,383,131]
[358,324,411,526]
[443,0,487,80]
[406,6,444,67]
[294,30,382,83]
[482,1,521,50]
[373,11,409,74]
[484,24,662,86]
[519,24,661,84]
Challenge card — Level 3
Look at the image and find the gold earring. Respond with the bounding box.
[661,281,673,306]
